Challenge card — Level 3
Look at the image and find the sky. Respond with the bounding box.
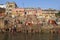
[0,0,60,10]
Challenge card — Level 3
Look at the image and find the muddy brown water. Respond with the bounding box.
[0,32,60,40]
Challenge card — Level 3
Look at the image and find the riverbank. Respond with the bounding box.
[0,27,60,34]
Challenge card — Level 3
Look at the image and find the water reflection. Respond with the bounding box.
[0,32,60,40]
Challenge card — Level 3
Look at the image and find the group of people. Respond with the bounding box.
[0,16,58,33]
[0,26,17,33]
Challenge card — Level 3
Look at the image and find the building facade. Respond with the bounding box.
[6,2,17,15]
[0,8,5,18]
[0,8,5,29]
[0,4,6,8]
[12,8,25,17]
[42,8,59,21]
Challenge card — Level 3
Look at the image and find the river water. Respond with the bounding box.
[0,32,60,40]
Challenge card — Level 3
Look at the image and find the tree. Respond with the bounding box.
[55,11,60,17]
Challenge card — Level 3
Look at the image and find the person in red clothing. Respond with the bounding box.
[48,20,58,26]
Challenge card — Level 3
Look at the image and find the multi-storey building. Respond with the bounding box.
[6,2,17,15]
[0,8,5,18]
[25,8,42,15]
[25,8,37,15]
[0,8,5,29]
[12,8,25,17]
[0,4,6,8]
[42,8,59,21]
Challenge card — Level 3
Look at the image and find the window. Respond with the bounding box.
[9,5,13,7]
[4,20,8,25]
[16,11,18,12]
[25,12,27,14]
[7,12,8,14]
[9,9,12,11]
[19,11,21,12]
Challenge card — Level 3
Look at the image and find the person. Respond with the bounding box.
[9,28,12,32]
[4,20,8,25]
[6,28,9,32]
[13,25,16,32]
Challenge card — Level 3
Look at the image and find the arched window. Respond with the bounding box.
[4,20,8,25]
[25,12,27,14]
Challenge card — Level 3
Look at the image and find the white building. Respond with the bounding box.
[0,4,6,8]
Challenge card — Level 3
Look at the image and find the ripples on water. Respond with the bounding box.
[0,32,60,40]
